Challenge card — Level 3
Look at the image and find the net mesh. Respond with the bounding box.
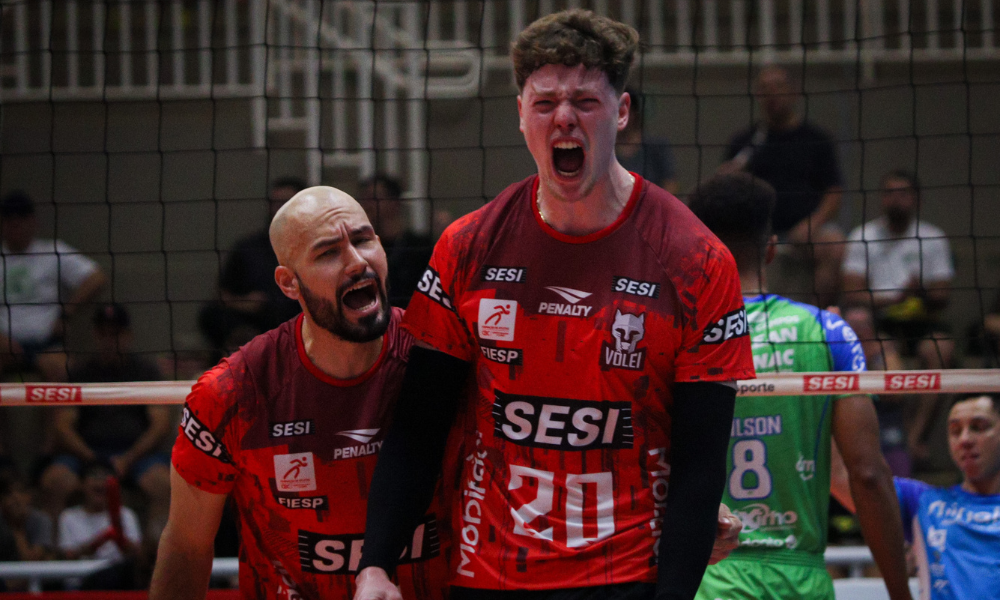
[0,0,997,456]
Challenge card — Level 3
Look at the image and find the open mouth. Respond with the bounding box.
[552,141,584,176]
[341,279,379,311]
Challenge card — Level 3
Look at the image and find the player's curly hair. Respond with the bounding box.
[511,9,639,93]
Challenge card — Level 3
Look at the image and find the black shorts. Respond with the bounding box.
[450,582,656,600]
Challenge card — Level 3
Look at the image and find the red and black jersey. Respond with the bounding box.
[403,175,755,591]
[173,308,449,600]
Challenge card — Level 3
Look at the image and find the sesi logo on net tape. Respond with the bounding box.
[804,374,860,392]
[25,386,83,403]
[885,372,941,391]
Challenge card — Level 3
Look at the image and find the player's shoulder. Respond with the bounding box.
[440,175,534,242]
[914,219,948,239]
[633,180,735,273]
[187,320,294,410]
[894,476,936,502]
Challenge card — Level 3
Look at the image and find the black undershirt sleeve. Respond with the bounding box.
[655,381,737,600]
[357,345,470,576]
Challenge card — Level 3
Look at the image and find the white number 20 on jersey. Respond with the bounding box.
[508,465,615,548]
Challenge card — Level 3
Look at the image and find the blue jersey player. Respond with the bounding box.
[834,393,1000,599]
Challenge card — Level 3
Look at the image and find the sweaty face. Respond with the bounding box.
[518,64,627,203]
[292,203,391,343]
[947,396,1000,487]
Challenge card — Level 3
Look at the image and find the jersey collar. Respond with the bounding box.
[294,313,389,387]
[531,173,643,244]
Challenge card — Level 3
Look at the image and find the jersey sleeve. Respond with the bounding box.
[171,364,240,495]
[400,220,477,362]
[820,309,867,372]
[894,477,931,544]
[675,244,755,383]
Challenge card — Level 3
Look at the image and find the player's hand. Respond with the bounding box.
[354,567,402,600]
[708,504,742,565]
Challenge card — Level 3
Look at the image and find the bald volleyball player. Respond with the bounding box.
[149,187,450,600]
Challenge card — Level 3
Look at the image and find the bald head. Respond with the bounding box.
[269,186,370,267]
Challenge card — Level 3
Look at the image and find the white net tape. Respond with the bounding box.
[0,370,997,406]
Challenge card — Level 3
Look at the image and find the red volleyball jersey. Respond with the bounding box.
[172,309,449,600]
[403,175,755,590]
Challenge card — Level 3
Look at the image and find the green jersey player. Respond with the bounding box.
[689,174,912,600]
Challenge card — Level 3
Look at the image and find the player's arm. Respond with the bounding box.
[355,344,470,600]
[656,381,737,600]
[149,466,227,600]
[831,395,912,600]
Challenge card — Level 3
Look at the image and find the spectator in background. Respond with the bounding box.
[198,177,304,359]
[720,65,844,307]
[842,170,955,464]
[616,86,678,193]
[358,174,434,307]
[0,190,108,381]
[982,293,1000,365]
[58,461,142,590]
[0,474,54,562]
[39,304,171,541]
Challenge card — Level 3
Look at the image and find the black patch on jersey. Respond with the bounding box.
[482,266,527,283]
[270,419,315,438]
[612,276,661,298]
[492,391,633,450]
[277,494,328,510]
[480,346,523,365]
[298,515,440,574]
[180,404,233,464]
[416,266,455,311]
[702,308,748,344]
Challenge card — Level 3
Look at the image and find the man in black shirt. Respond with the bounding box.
[39,304,172,539]
[721,65,844,307]
[358,174,434,308]
[198,177,305,358]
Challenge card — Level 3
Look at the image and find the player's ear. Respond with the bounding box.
[274,266,300,301]
[765,234,778,265]
[517,95,525,132]
[618,91,630,132]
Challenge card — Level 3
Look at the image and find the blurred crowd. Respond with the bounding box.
[1,64,997,589]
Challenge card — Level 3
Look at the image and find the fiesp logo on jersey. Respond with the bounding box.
[298,515,440,574]
[885,372,941,391]
[24,385,83,403]
[803,374,860,392]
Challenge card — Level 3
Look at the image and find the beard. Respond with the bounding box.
[297,271,391,343]
[884,205,913,232]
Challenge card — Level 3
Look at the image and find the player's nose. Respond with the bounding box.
[553,100,577,129]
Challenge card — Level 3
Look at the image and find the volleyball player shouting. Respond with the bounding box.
[355,10,754,600]
[149,188,450,600]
